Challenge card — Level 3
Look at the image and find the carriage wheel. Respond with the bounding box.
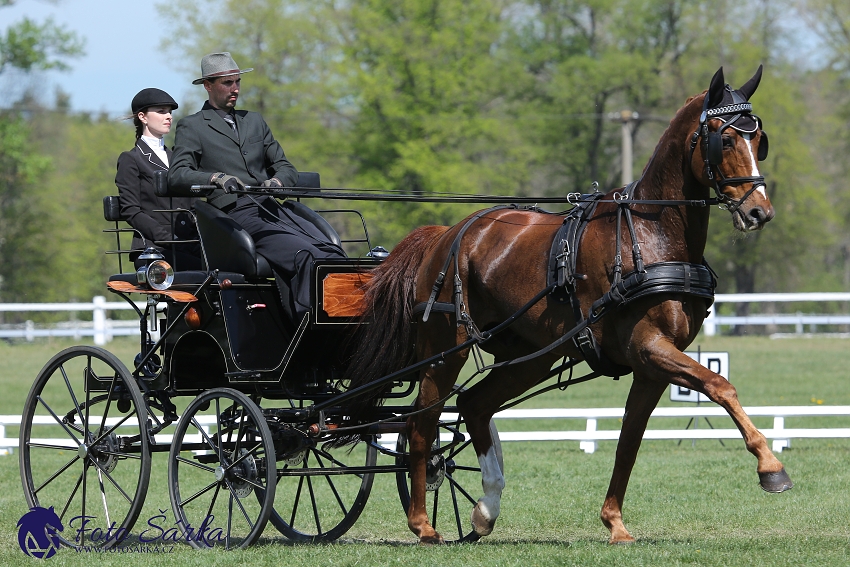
[168,388,275,549]
[19,346,151,550]
[396,416,503,543]
[266,433,377,542]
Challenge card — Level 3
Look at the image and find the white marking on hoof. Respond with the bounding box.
[471,446,504,536]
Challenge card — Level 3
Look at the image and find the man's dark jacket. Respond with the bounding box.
[168,101,298,209]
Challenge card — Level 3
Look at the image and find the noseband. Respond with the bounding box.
[689,92,768,214]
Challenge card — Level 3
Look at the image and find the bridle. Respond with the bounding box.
[689,88,769,214]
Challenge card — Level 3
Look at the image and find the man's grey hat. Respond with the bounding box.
[192,52,253,85]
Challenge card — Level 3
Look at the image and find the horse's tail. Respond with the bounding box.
[342,225,450,418]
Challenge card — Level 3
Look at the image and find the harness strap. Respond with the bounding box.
[422,205,515,322]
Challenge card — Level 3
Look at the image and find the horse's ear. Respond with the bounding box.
[707,67,726,108]
[738,64,763,100]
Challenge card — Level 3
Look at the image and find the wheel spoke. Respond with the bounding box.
[59,469,85,522]
[306,475,322,535]
[289,472,306,527]
[313,451,349,516]
[204,484,221,526]
[445,472,478,505]
[449,476,463,539]
[97,468,112,527]
[179,480,219,508]
[452,464,480,473]
[59,364,86,432]
[432,485,440,530]
[446,437,473,461]
[90,409,138,447]
[88,457,134,505]
[191,416,221,455]
[36,396,83,447]
[176,455,215,473]
[313,446,367,480]
[224,478,255,528]
[224,442,262,473]
[32,454,80,496]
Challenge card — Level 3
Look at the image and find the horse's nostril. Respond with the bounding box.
[749,207,766,224]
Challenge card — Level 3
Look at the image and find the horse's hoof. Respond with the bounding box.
[759,468,793,493]
[471,503,496,537]
[418,534,445,546]
[608,535,636,545]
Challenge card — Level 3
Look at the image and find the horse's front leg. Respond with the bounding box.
[639,338,792,491]
[600,375,666,544]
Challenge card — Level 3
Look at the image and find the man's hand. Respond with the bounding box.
[210,172,245,194]
[261,177,283,188]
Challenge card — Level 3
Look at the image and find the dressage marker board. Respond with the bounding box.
[669,351,729,403]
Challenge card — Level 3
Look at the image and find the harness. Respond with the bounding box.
[411,190,716,378]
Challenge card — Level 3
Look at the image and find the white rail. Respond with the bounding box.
[704,292,850,336]
[5,406,843,457]
[2,292,849,343]
[376,406,850,454]
[0,296,155,345]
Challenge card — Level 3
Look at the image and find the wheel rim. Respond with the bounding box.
[396,417,502,543]
[19,346,151,551]
[168,388,275,550]
[267,436,377,542]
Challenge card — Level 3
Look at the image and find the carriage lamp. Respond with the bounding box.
[368,246,389,260]
[136,247,174,291]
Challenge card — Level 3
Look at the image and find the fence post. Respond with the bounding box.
[25,320,34,342]
[704,309,716,336]
[93,296,107,346]
[772,416,789,452]
[0,423,9,456]
[579,418,598,454]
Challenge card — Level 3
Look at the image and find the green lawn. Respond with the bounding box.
[0,335,848,565]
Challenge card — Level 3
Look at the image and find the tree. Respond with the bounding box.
[0,1,84,305]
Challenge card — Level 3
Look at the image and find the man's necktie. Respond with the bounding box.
[222,113,239,141]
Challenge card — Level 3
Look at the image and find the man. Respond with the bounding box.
[169,52,345,319]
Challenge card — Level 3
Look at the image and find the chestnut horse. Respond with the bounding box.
[347,66,791,544]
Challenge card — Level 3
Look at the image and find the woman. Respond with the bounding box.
[115,88,202,270]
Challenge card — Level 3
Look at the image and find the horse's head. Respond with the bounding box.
[690,65,774,232]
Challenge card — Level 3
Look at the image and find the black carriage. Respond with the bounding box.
[18,172,502,549]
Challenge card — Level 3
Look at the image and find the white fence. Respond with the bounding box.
[1,293,849,343]
[0,296,154,345]
[5,406,848,457]
[704,292,850,336]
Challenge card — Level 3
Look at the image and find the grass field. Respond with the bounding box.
[0,335,848,565]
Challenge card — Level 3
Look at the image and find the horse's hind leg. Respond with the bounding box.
[406,355,468,544]
[600,374,666,544]
[456,357,556,537]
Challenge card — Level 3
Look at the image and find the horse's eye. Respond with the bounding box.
[722,136,734,149]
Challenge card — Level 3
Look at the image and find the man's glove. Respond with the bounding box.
[210,172,245,194]
[261,177,283,188]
